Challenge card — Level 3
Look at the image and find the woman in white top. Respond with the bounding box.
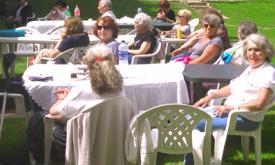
[194,33,275,131]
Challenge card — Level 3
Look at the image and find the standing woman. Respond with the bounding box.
[33,16,89,64]
[128,12,158,64]
[93,16,119,63]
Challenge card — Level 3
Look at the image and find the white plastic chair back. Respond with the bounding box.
[189,18,200,33]
[0,93,28,142]
[133,104,212,165]
[40,47,87,64]
[131,38,162,64]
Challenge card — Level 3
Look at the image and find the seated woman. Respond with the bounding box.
[171,14,223,64]
[194,33,275,130]
[93,16,119,63]
[128,12,158,64]
[161,9,192,39]
[33,16,89,64]
[185,33,275,165]
[220,21,257,65]
[5,0,33,29]
[28,45,127,163]
[190,9,231,50]
[155,0,176,24]
[44,0,71,20]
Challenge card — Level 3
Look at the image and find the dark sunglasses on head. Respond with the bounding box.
[97,25,111,30]
[203,24,216,28]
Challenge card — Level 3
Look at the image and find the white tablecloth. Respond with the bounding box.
[27,20,96,34]
[23,63,189,111]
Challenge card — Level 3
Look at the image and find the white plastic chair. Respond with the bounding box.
[125,104,212,165]
[0,93,28,142]
[189,18,200,33]
[40,47,87,64]
[208,89,267,165]
[44,96,136,165]
[131,38,162,64]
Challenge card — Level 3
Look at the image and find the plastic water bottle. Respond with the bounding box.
[118,40,129,65]
[74,4,80,17]
[137,7,142,14]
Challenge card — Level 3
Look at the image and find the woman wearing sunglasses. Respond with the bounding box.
[171,14,223,64]
[92,16,119,63]
[161,9,192,38]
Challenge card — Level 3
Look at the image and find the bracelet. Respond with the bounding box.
[234,105,239,110]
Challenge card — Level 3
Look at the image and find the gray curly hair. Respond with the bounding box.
[134,12,151,30]
[243,33,274,62]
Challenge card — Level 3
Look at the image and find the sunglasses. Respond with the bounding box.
[97,25,111,30]
[177,15,185,18]
[203,24,216,28]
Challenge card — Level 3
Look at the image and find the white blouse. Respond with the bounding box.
[225,62,275,121]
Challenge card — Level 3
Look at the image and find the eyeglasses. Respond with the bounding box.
[97,25,111,30]
[203,24,216,29]
[177,15,185,18]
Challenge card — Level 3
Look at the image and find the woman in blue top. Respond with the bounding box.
[33,16,89,64]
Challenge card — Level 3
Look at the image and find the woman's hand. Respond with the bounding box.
[171,48,182,56]
[193,95,212,108]
[54,87,69,100]
[213,105,234,117]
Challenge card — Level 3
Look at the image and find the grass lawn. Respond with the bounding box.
[1,0,275,164]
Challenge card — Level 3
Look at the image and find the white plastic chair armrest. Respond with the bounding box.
[226,109,250,132]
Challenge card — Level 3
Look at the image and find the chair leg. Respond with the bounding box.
[241,136,250,162]
[254,134,261,165]
[213,130,227,165]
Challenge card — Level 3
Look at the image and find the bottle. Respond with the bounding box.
[74,4,80,17]
[137,7,142,14]
[64,5,71,17]
[118,40,129,65]
[176,27,182,39]
[222,49,235,63]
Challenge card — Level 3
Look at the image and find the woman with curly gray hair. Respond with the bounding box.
[128,12,158,64]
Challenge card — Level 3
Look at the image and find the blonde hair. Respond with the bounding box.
[64,16,84,35]
[177,9,192,21]
[85,45,123,95]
